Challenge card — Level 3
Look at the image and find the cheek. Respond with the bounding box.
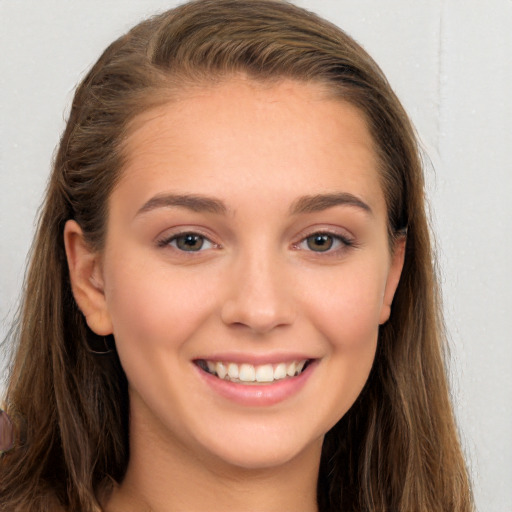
[303,262,387,351]
[102,253,220,367]
[300,266,385,425]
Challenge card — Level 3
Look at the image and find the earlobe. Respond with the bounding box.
[64,220,113,336]
[379,235,406,325]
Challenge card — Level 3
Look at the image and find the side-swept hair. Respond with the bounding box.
[1,1,473,511]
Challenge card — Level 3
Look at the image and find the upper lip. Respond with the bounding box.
[193,352,317,365]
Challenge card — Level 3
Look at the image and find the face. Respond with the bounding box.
[68,78,404,472]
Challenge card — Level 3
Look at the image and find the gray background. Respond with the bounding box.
[1,1,511,510]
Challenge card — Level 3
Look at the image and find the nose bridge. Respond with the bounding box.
[221,241,295,333]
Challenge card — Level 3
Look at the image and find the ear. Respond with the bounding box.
[64,220,113,336]
[379,235,406,325]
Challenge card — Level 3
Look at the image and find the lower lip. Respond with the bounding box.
[195,361,317,407]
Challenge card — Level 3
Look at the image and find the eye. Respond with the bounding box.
[305,233,335,252]
[297,232,354,253]
[160,232,215,252]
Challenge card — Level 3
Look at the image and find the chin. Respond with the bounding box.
[192,422,324,472]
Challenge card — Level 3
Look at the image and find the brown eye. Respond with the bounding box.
[175,233,205,251]
[306,234,334,252]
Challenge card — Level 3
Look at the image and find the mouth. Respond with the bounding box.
[194,359,312,385]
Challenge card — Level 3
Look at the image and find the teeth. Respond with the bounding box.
[239,364,256,382]
[227,363,239,379]
[199,359,309,383]
[296,360,306,374]
[274,363,287,380]
[255,364,274,382]
[215,362,227,379]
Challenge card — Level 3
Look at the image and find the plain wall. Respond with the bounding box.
[1,1,511,510]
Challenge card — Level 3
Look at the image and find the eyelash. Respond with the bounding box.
[157,230,356,255]
[293,231,356,255]
[157,231,218,252]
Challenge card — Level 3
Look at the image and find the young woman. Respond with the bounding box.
[0,1,473,510]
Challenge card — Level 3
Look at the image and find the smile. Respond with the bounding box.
[195,359,311,384]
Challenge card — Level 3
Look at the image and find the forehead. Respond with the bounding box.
[123,77,376,158]
[115,78,385,218]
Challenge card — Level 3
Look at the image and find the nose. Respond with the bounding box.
[220,251,296,335]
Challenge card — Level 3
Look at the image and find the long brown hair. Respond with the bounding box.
[1,1,473,510]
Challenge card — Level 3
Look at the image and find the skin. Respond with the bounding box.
[65,78,405,512]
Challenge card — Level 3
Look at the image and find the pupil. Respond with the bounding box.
[307,234,332,252]
[178,234,203,251]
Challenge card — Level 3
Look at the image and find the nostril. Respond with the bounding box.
[221,298,296,334]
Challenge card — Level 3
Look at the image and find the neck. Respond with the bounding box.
[105,404,322,512]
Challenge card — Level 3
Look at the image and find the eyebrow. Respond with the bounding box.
[136,193,227,216]
[135,191,372,217]
[290,193,372,215]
